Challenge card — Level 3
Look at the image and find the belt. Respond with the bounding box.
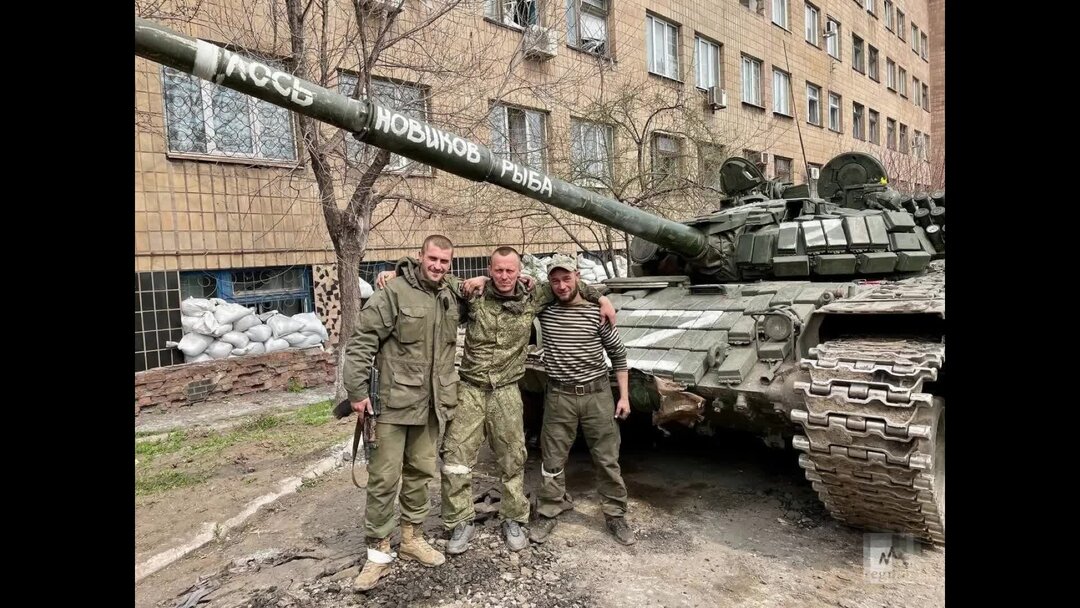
[548,376,609,396]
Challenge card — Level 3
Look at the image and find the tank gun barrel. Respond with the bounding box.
[134,17,709,260]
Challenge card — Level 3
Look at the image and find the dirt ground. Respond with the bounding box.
[135,404,944,608]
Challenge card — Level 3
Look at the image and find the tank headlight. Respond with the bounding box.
[763,313,793,341]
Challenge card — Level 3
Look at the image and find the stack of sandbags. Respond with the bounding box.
[166,297,329,364]
[518,253,628,284]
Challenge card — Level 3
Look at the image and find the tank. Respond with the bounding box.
[135,18,945,545]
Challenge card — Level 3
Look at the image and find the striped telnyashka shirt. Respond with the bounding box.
[537,301,627,384]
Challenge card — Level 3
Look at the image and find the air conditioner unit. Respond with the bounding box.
[810,166,821,179]
[824,21,837,37]
[757,152,769,165]
[524,26,558,61]
[707,86,727,111]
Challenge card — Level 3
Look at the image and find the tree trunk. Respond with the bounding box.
[332,237,365,401]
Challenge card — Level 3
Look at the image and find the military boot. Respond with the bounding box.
[354,537,393,592]
[399,521,445,566]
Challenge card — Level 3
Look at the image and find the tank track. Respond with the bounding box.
[791,337,945,545]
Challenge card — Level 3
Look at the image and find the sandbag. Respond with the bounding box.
[292,312,329,341]
[220,331,250,348]
[265,338,290,352]
[177,333,214,357]
[267,314,304,338]
[214,302,252,325]
[205,340,233,359]
[232,314,261,332]
[244,325,273,343]
[180,297,214,316]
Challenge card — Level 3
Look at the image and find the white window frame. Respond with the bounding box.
[868,45,879,81]
[646,14,680,80]
[741,55,763,106]
[922,83,930,111]
[805,3,820,46]
[886,58,897,90]
[911,24,919,52]
[485,0,541,29]
[897,10,906,40]
[772,0,789,29]
[884,0,893,30]
[340,73,431,175]
[774,156,793,182]
[898,66,907,97]
[773,68,792,116]
[490,103,547,171]
[695,36,721,90]
[570,119,613,188]
[887,118,896,150]
[806,82,821,125]
[161,66,297,163]
[864,0,875,15]
[651,132,682,184]
[868,108,879,144]
[921,32,929,60]
[828,91,841,132]
[826,18,841,59]
[567,0,609,56]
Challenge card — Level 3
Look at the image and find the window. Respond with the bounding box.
[489,103,547,170]
[741,0,765,16]
[805,3,820,46]
[828,91,841,132]
[922,83,930,111]
[868,45,879,81]
[924,134,931,159]
[914,130,924,160]
[886,58,897,90]
[567,0,609,56]
[742,55,763,106]
[826,18,841,59]
[695,36,722,90]
[698,143,727,190]
[852,102,865,140]
[570,119,613,188]
[886,118,896,150]
[774,156,793,182]
[806,82,821,125]
[868,109,880,144]
[651,132,682,185]
[181,266,314,317]
[772,0,789,29]
[852,34,865,73]
[898,66,907,97]
[913,77,921,107]
[884,0,893,30]
[341,74,431,174]
[773,68,792,116]
[485,0,539,28]
[899,124,909,154]
[646,14,680,79]
[921,32,929,60]
[162,66,296,162]
[911,24,919,52]
[897,10,905,40]
[864,0,875,15]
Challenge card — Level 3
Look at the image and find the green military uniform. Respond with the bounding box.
[343,257,465,540]
[440,278,603,530]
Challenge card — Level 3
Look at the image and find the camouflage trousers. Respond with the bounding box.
[440,382,529,528]
[537,382,628,518]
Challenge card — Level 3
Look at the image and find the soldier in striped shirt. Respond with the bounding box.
[529,254,636,546]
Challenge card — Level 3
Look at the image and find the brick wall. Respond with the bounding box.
[134,347,336,414]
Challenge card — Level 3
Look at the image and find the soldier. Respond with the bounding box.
[528,255,635,546]
[343,234,465,592]
[376,248,615,554]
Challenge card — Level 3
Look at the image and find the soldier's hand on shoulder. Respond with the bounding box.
[375,270,397,289]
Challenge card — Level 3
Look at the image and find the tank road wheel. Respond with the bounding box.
[790,338,945,545]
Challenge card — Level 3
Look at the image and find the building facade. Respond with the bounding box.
[134,0,942,372]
